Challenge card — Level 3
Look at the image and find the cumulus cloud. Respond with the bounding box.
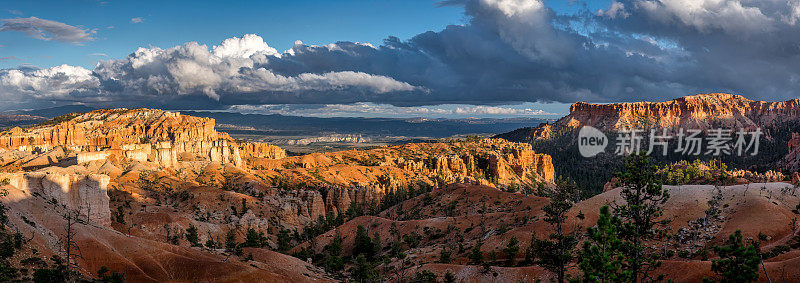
[0,64,100,102]
[4,0,800,110]
[632,0,774,34]
[0,17,95,43]
[1,34,421,108]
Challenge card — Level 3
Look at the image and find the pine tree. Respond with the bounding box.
[709,230,760,283]
[186,225,200,247]
[323,235,344,272]
[612,153,669,282]
[532,177,582,282]
[469,241,484,264]
[438,247,452,263]
[444,271,456,283]
[224,229,237,252]
[276,229,291,252]
[350,254,377,282]
[503,237,519,266]
[245,228,268,248]
[353,225,376,260]
[578,205,630,283]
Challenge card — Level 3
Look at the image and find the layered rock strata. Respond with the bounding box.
[0,108,285,167]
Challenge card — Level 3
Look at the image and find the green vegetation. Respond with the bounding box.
[242,228,268,250]
[577,153,669,282]
[352,225,380,260]
[532,177,582,282]
[186,225,200,247]
[708,230,760,283]
[579,205,629,282]
[658,159,734,185]
[35,112,85,127]
[612,153,670,282]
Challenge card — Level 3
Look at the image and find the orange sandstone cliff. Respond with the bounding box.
[500,93,800,141]
[0,108,285,168]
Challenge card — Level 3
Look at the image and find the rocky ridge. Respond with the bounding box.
[0,108,286,168]
[499,93,800,141]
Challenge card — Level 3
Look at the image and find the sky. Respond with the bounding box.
[2,0,800,118]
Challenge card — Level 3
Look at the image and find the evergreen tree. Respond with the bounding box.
[323,235,344,272]
[503,237,519,266]
[372,232,382,256]
[468,241,484,264]
[350,254,377,282]
[443,271,456,283]
[709,230,760,283]
[413,270,438,282]
[532,177,582,282]
[353,225,377,260]
[244,228,268,248]
[613,153,669,282]
[224,229,238,253]
[578,205,630,283]
[276,229,292,252]
[185,225,200,247]
[438,247,452,263]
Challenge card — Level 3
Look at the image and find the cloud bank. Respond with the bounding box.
[3,0,800,111]
[228,102,555,118]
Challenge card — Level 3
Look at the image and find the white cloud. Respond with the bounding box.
[633,0,774,34]
[130,17,144,23]
[468,0,573,64]
[228,102,555,118]
[213,34,279,58]
[0,17,95,44]
[599,1,630,19]
[0,34,421,104]
[0,64,100,98]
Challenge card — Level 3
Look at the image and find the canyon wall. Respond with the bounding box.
[501,93,800,141]
[250,138,555,217]
[0,170,111,226]
[0,109,285,168]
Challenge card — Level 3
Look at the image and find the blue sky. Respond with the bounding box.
[1,0,472,69]
[2,0,797,118]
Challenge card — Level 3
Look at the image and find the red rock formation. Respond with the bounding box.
[1,169,111,226]
[240,143,286,159]
[508,93,800,141]
[567,93,800,131]
[0,108,284,167]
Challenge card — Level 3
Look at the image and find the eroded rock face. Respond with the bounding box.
[499,93,800,142]
[567,93,800,131]
[781,133,800,172]
[240,143,287,160]
[0,170,111,226]
[0,109,284,168]
[249,139,556,217]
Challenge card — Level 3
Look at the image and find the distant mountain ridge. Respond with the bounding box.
[184,110,550,139]
[497,93,800,142]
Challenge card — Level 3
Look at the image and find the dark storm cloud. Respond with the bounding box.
[2,0,800,110]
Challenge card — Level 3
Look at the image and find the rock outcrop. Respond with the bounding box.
[0,109,284,168]
[240,143,287,160]
[498,93,800,141]
[0,170,111,226]
[781,133,800,172]
[249,138,555,217]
